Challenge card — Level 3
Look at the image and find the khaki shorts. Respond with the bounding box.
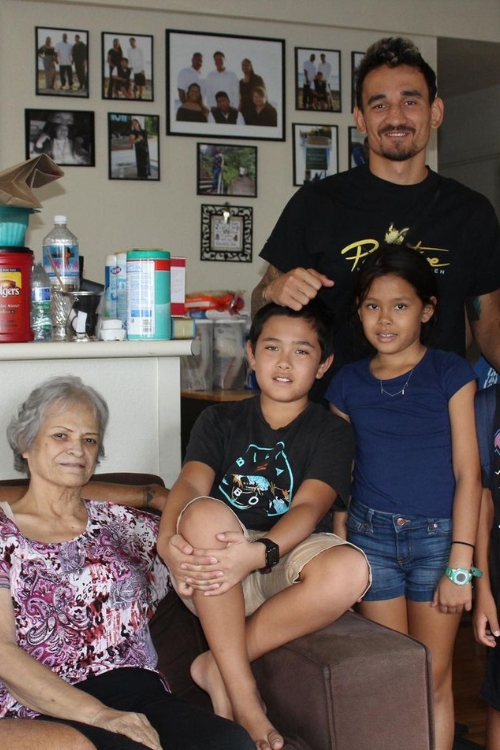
[172,497,371,617]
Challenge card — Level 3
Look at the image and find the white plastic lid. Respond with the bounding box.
[54,215,67,224]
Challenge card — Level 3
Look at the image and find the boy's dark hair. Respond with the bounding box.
[249,301,334,363]
[355,37,437,109]
[355,244,438,343]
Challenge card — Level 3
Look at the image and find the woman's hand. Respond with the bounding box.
[431,575,472,614]
[186,531,262,596]
[91,706,162,749]
[474,588,500,647]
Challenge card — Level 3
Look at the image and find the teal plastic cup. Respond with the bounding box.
[0,207,35,246]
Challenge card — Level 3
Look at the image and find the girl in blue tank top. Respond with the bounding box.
[326,244,481,750]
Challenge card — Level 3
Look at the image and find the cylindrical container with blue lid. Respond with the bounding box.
[126,249,171,339]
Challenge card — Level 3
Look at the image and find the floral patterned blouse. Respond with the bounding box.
[0,500,171,718]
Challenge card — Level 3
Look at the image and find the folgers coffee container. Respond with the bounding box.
[127,249,171,339]
[0,247,34,342]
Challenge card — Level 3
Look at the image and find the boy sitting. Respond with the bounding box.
[158,302,371,750]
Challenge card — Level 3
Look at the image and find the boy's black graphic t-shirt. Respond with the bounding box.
[184,396,354,531]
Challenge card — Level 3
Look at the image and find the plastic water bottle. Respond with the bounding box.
[42,216,80,339]
[31,262,52,341]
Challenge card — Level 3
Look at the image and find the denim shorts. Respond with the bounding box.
[347,499,452,602]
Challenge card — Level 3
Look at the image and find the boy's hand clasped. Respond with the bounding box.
[184,532,264,596]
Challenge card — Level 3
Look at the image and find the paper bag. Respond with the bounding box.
[0,155,64,209]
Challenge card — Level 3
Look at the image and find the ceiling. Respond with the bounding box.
[437,37,500,98]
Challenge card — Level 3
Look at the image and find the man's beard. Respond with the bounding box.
[378,126,418,162]
[380,145,418,162]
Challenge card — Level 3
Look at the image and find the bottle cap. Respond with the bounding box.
[54,215,67,224]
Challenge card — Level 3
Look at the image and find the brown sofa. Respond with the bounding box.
[0,473,435,750]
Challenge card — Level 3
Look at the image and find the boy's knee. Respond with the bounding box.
[317,545,370,595]
[179,497,240,539]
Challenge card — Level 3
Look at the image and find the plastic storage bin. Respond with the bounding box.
[181,319,214,390]
[213,319,246,389]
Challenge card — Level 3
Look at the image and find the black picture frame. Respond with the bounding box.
[351,51,364,111]
[102,32,154,101]
[167,30,285,141]
[25,109,95,166]
[292,123,338,186]
[348,126,369,169]
[197,143,257,197]
[108,113,160,180]
[36,27,89,97]
[201,204,253,262]
[294,47,341,112]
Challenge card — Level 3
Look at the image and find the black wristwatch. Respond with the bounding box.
[253,537,280,574]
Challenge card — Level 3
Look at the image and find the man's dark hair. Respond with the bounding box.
[355,37,437,109]
[249,301,334,363]
[215,91,229,100]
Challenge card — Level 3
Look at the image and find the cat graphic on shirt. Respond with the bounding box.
[219,441,293,518]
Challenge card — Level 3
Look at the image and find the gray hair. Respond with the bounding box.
[7,376,109,474]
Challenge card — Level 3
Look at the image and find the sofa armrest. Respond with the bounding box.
[252,610,434,750]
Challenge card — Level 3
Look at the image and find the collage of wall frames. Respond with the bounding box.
[30,27,367,263]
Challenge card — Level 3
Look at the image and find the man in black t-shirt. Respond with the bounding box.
[252,37,500,386]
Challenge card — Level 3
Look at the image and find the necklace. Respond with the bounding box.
[379,366,415,397]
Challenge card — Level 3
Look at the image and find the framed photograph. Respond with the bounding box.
[201,204,253,262]
[295,48,341,112]
[351,51,364,111]
[348,126,369,169]
[292,123,338,186]
[108,114,160,180]
[102,32,154,101]
[167,30,285,141]
[25,109,95,166]
[36,27,89,97]
[197,143,257,197]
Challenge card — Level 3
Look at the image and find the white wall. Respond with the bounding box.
[439,84,500,210]
[5,0,492,304]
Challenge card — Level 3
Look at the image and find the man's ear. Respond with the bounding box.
[246,339,256,370]
[430,97,444,130]
[353,106,366,134]
[316,353,334,379]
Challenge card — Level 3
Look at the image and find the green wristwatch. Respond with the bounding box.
[445,566,482,586]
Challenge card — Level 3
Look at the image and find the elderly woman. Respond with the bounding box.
[0,376,253,750]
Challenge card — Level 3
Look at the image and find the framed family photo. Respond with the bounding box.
[167,30,285,141]
[25,109,95,166]
[295,48,341,112]
[36,27,89,97]
[292,123,338,186]
[351,51,364,110]
[197,143,257,197]
[108,114,160,180]
[201,204,253,262]
[348,126,369,169]
[102,32,154,101]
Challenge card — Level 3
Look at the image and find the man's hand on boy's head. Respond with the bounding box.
[265,267,334,311]
[185,532,264,597]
